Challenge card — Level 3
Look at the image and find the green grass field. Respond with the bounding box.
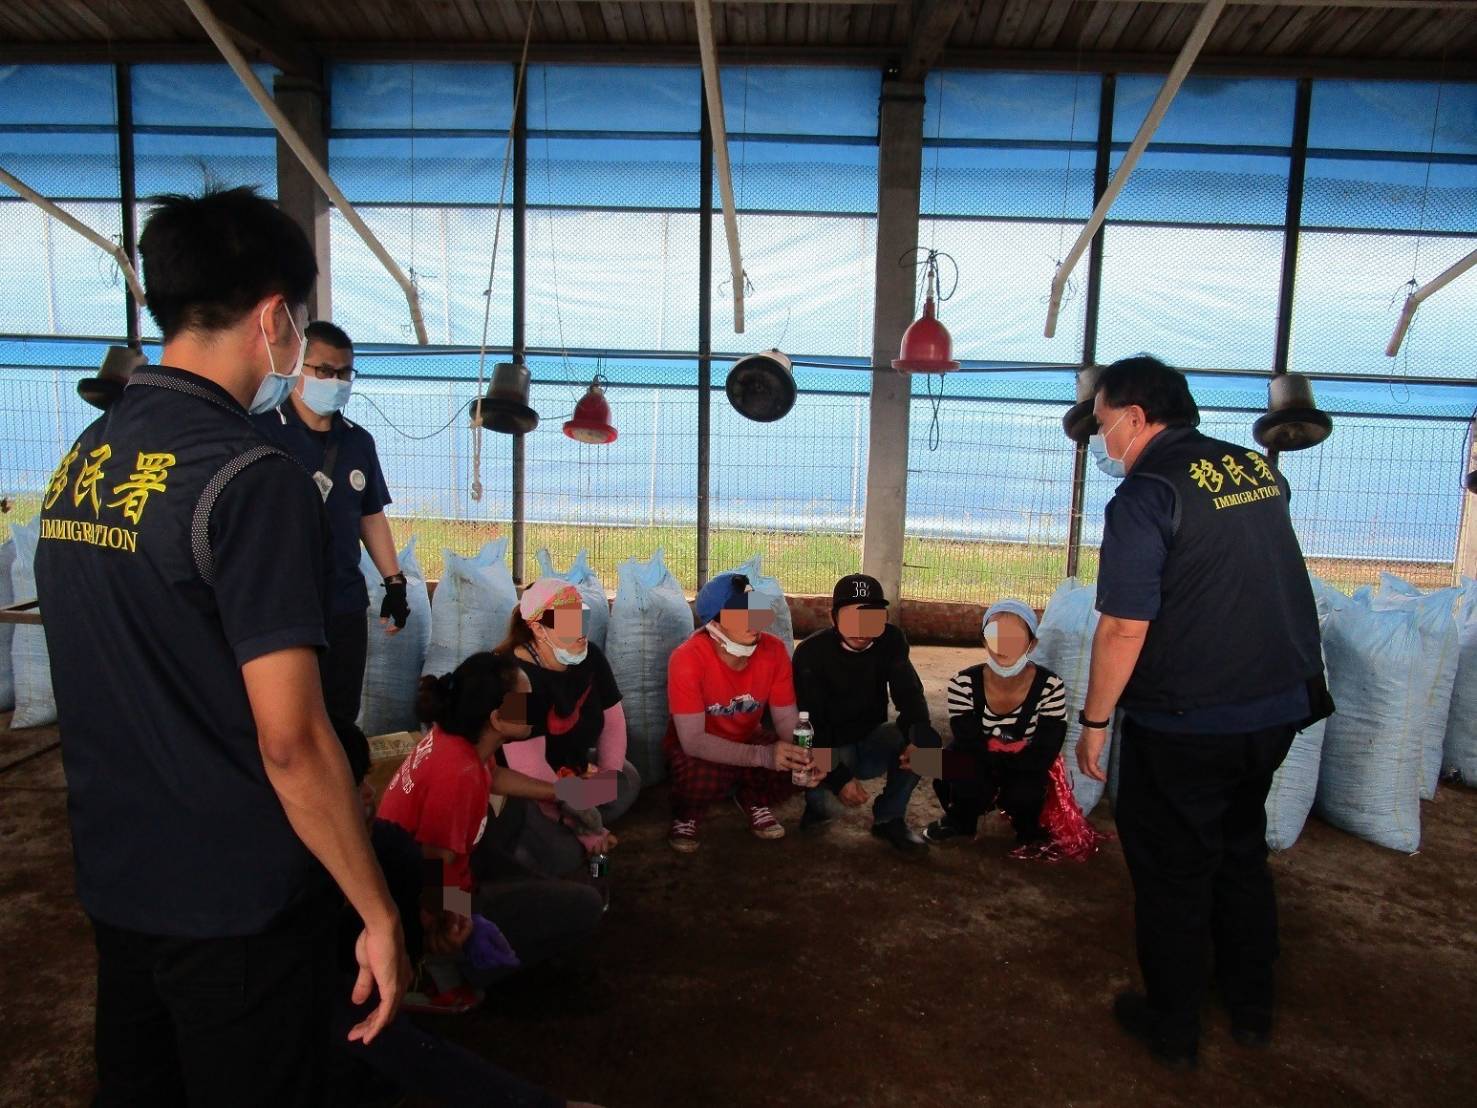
[2,501,1454,608]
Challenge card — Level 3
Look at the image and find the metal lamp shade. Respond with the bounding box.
[79,346,146,411]
[1252,373,1332,452]
[469,362,539,435]
[1061,364,1103,444]
[726,349,796,423]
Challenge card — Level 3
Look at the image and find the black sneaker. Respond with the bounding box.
[800,805,834,832]
[1113,992,1198,1072]
[871,818,928,854]
[922,818,973,844]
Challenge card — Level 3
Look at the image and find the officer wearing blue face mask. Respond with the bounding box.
[1075,355,1330,1072]
[255,321,408,774]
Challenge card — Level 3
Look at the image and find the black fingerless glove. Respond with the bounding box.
[381,574,410,628]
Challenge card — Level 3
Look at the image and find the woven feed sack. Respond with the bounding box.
[1442,579,1477,786]
[1032,578,1108,814]
[1367,575,1460,800]
[1314,598,1425,853]
[357,538,433,736]
[8,520,56,729]
[422,538,518,678]
[0,538,14,711]
[720,554,794,654]
[606,550,694,787]
[1264,576,1339,851]
[534,548,610,653]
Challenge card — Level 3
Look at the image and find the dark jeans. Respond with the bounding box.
[91,895,337,1107]
[931,742,1050,843]
[1115,717,1296,1051]
[805,722,920,824]
[322,611,371,779]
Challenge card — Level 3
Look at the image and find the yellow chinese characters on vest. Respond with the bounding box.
[40,445,177,553]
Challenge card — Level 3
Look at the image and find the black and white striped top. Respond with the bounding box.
[947,666,1068,744]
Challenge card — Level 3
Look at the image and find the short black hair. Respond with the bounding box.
[306,320,353,351]
[136,187,317,340]
[1095,355,1200,428]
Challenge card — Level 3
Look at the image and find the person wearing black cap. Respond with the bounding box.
[255,320,408,779]
[791,573,934,853]
[1074,355,1330,1071]
[33,186,407,1103]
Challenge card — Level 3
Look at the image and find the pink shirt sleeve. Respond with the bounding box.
[595,701,628,772]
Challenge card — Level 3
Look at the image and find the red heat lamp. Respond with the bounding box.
[563,376,618,445]
[892,295,960,373]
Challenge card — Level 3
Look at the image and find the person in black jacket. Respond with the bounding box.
[791,574,936,854]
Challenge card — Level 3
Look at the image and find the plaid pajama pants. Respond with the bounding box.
[663,722,798,821]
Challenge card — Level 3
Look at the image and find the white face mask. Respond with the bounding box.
[1088,412,1140,480]
[250,303,307,415]
[986,654,1031,678]
[707,623,758,658]
[552,644,588,666]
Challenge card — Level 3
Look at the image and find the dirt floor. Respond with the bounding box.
[3,646,1476,1108]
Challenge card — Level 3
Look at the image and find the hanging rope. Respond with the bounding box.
[1053,60,1086,311]
[471,1,537,502]
[1394,60,1447,398]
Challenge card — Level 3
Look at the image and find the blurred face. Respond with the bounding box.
[836,604,886,651]
[532,605,589,654]
[716,606,772,646]
[983,613,1034,669]
[490,670,535,743]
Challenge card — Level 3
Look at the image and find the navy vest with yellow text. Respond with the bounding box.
[1117,428,1322,715]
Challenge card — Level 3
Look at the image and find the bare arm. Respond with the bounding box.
[244,647,407,1042]
[489,763,557,801]
[360,511,400,580]
[1077,615,1150,782]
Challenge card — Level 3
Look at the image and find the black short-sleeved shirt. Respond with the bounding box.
[34,366,334,938]
[254,401,391,616]
[516,643,623,773]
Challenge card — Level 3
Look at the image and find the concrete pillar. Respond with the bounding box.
[1456,417,1477,582]
[273,74,332,319]
[861,78,925,615]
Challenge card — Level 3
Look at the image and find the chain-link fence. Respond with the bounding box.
[3,65,1474,602]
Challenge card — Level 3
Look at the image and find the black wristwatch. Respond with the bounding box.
[1078,710,1111,731]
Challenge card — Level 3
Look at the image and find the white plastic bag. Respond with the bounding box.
[1368,574,1460,800]
[1032,578,1109,815]
[1442,578,1477,786]
[358,538,432,736]
[605,550,694,787]
[0,538,15,712]
[8,520,56,729]
[534,548,610,653]
[1315,592,1426,854]
[422,538,518,679]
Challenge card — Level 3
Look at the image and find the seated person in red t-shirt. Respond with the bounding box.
[378,652,589,1011]
[663,573,812,853]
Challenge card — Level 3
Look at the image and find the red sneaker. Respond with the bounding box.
[736,799,785,840]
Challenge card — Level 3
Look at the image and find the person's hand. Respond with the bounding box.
[770,742,812,773]
[1077,725,1109,783]
[577,829,618,856]
[348,914,410,1045]
[380,575,409,634]
[838,779,868,807]
[899,743,916,771]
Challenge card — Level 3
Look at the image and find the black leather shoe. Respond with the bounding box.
[922,818,971,844]
[871,819,928,854]
[1113,992,1198,1072]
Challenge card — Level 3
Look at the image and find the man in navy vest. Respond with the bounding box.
[255,320,408,784]
[1075,356,1328,1071]
[35,187,408,1104]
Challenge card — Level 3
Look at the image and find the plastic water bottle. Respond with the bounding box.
[792,712,816,787]
[589,852,609,911]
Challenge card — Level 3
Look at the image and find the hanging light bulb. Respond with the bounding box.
[1252,373,1332,452]
[563,375,618,444]
[468,361,539,435]
[892,251,959,374]
[79,346,146,411]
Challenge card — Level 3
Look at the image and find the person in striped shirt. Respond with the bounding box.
[925,600,1102,862]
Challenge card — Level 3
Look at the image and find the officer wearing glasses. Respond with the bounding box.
[256,321,410,778]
